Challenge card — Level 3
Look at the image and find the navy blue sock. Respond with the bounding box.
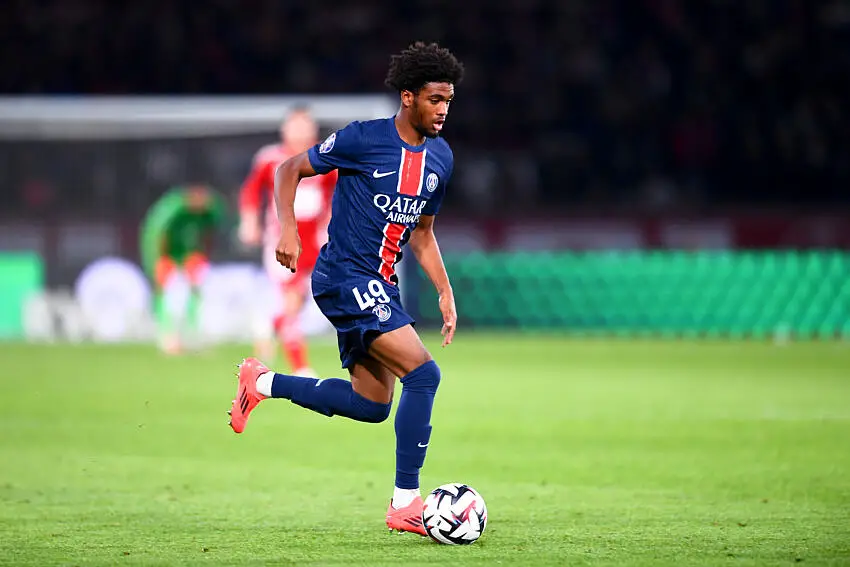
[271,374,391,423]
[394,360,441,490]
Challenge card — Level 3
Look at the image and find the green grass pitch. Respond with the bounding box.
[1,336,849,566]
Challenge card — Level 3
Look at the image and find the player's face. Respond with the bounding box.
[411,82,454,138]
[281,111,319,153]
[185,187,210,211]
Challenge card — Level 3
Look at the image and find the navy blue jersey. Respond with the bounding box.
[307,117,453,286]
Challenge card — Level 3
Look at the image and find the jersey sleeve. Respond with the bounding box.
[141,191,184,236]
[139,190,185,274]
[307,122,364,174]
[422,161,453,216]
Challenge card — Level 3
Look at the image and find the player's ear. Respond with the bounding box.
[400,89,415,108]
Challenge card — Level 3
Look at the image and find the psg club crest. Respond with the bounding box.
[426,172,439,192]
[372,304,392,322]
[319,132,336,154]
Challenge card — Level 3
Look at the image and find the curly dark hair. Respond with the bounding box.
[384,41,465,93]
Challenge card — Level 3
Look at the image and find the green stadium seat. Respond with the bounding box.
[425,250,850,338]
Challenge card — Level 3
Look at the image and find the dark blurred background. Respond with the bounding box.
[1,0,850,287]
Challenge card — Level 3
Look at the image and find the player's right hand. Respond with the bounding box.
[275,228,301,273]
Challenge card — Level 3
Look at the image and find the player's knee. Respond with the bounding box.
[352,391,392,423]
[364,401,392,423]
[400,360,441,393]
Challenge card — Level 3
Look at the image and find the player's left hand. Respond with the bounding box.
[438,290,457,347]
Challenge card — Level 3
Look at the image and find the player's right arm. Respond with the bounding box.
[273,153,319,272]
[139,191,182,277]
[275,123,362,272]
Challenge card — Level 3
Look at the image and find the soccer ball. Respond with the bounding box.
[422,483,488,545]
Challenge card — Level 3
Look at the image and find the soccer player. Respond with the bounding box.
[238,107,336,376]
[139,185,225,354]
[228,41,464,535]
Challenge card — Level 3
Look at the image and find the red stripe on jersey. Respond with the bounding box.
[396,148,426,196]
[379,149,426,283]
[379,223,406,282]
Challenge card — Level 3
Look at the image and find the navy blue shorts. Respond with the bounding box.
[312,272,414,369]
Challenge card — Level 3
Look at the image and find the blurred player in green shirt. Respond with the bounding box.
[140,185,225,353]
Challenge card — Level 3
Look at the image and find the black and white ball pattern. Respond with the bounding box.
[422,483,488,545]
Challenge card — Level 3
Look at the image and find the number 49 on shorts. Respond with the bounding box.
[352,279,391,311]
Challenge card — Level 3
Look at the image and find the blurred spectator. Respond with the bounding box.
[1,0,848,213]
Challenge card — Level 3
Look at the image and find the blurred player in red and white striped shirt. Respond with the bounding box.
[238,107,337,376]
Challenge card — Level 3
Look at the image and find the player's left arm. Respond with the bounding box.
[409,214,456,347]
